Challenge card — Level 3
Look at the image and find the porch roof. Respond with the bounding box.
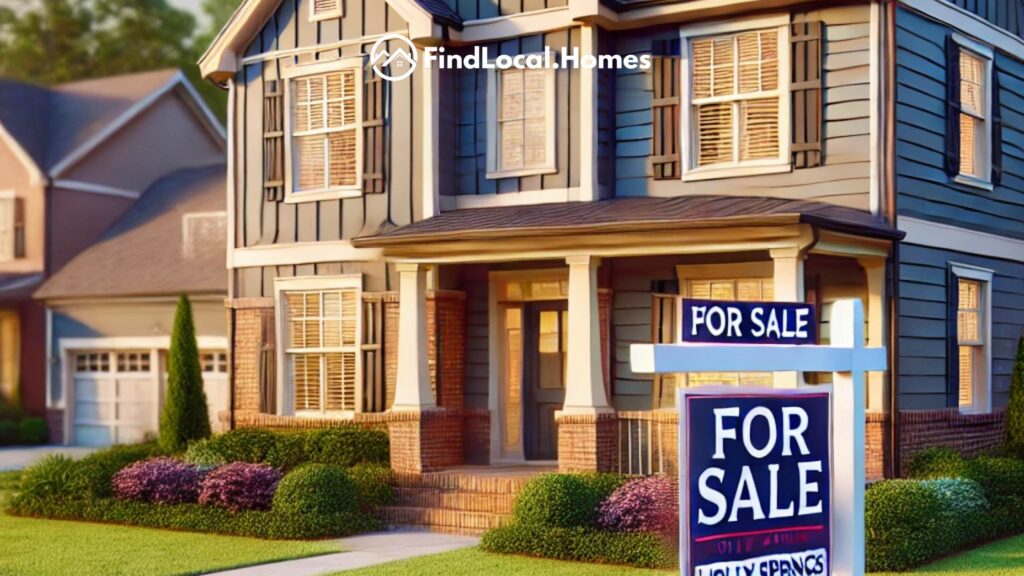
[353,196,903,247]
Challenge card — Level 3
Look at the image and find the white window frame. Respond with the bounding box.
[951,263,993,414]
[274,274,363,418]
[952,33,994,191]
[309,0,342,22]
[282,58,364,203]
[679,15,791,182]
[485,62,558,179]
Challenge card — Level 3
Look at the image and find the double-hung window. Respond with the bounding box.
[277,276,361,417]
[0,193,24,261]
[681,18,790,179]
[955,38,993,187]
[487,66,556,178]
[284,60,362,201]
[951,265,993,413]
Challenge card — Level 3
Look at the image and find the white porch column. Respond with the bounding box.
[771,247,806,388]
[392,262,435,411]
[562,255,612,414]
[859,257,888,413]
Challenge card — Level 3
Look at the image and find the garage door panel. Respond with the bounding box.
[117,379,156,402]
[116,402,154,424]
[73,378,114,402]
[75,401,116,423]
[74,425,113,447]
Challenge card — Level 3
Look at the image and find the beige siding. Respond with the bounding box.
[0,138,44,274]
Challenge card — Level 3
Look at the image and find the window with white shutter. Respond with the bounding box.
[284,60,363,201]
[487,65,556,178]
[310,0,342,21]
[681,18,790,180]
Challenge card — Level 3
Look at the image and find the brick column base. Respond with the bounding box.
[46,408,64,444]
[556,412,617,472]
[388,408,464,473]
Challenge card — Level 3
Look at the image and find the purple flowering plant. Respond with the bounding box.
[198,462,282,512]
[112,457,202,504]
[597,475,679,537]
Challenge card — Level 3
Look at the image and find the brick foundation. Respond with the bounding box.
[46,408,64,444]
[899,408,1006,472]
[388,408,464,473]
[556,412,618,472]
[866,412,889,481]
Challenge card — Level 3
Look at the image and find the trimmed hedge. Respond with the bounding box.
[70,442,167,499]
[18,418,47,445]
[303,428,389,468]
[187,427,389,471]
[512,473,625,529]
[272,464,358,516]
[8,495,378,540]
[481,522,674,569]
[905,447,969,479]
[349,463,394,511]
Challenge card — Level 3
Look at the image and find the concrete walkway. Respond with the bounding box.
[205,530,479,576]
[0,445,97,471]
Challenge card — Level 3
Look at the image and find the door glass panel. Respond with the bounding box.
[537,310,564,390]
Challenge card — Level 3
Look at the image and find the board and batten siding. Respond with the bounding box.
[895,8,1024,239]
[448,30,582,197]
[235,261,393,299]
[614,5,873,210]
[898,244,1024,410]
[233,0,419,254]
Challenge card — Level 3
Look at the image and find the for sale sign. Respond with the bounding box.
[681,299,817,346]
[682,389,831,576]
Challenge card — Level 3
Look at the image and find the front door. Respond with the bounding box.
[523,301,567,460]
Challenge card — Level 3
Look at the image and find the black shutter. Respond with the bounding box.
[945,35,962,177]
[363,64,387,194]
[992,65,1004,186]
[650,39,680,180]
[263,79,285,201]
[946,268,961,408]
[790,20,823,168]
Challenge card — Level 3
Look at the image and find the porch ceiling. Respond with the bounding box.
[353,195,902,262]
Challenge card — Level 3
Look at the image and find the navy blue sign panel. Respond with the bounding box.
[681,299,817,346]
[685,392,831,576]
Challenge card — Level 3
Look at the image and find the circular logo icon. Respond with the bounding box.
[369,33,418,82]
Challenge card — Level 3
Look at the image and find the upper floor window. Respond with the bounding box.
[950,264,993,414]
[487,66,556,179]
[276,275,361,417]
[681,18,790,180]
[310,0,342,21]
[946,34,993,190]
[283,60,363,202]
[0,193,25,262]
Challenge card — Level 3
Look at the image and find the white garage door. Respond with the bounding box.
[73,351,158,447]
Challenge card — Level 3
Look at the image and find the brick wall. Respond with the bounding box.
[388,409,464,472]
[463,408,491,464]
[46,408,64,444]
[434,291,466,410]
[556,412,618,472]
[226,298,274,416]
[899,408,1006,471]
[866,412,889,481]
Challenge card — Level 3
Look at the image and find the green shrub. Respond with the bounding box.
[13,455,80,503]
[209,428,279,463]
[905,447,968,479]
[68,442,166,499]
[159,295,211,452]
[964,456,1024,500]
[18,418,47,445]
[265,433,307,471]
[303,428,389,468]
[512,473,623,529]
[481,522,674,569]
[865,478,989,572]
[1006,335,1024,456]
[349,463,393,510]
[0,420,18,445]
[7,495,378,540]
[184,438,227,468]
[272,464,358,516]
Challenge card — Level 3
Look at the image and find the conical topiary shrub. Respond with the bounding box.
[1006,334,1024,456]
[160,295,211,452]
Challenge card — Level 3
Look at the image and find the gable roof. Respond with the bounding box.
[0,69,223,177]
[199,0,462,84]
[34,164,228,301]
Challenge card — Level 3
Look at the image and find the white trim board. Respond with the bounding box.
[59,336,229,352]
[231,241,383,268]
[900,217,1024,263]
[53,180,140,199]
[439,187,581,211]
[949,263,994,415]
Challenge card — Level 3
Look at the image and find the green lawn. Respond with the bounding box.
[339,548,675,576]
[873,532,1024,575]
[0,481,338,576]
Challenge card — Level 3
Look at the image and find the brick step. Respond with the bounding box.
[389,470,539,494]
[380,505,509,535]
[392,487,515,514]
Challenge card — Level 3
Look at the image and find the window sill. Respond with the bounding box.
[284,187,363,204]
[292,410,357,420]
[485,166,558,180]
[953,174,994,192]
[682,161,792,182]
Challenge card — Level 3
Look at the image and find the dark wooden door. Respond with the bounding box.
[523,301,568,461]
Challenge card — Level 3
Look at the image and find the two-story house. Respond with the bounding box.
[0,69,226,440]
[200,0,1024,532]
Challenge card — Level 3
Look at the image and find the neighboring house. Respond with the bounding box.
[34,165,229,446]
[0,69,226,435]
[198,0,1024,526]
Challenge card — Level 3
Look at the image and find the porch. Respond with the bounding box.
[346,196,901,478]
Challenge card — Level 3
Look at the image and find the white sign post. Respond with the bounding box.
[631,299,885,576]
